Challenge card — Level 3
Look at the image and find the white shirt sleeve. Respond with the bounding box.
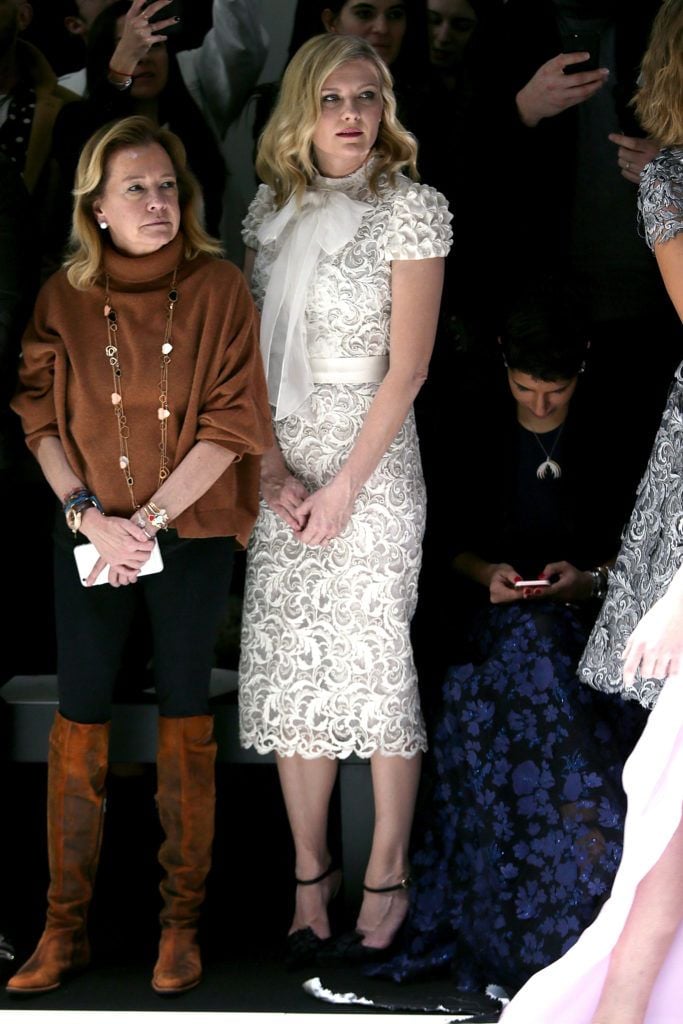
[176,0,269,140]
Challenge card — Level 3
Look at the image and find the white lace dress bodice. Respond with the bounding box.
[238,166,452,759]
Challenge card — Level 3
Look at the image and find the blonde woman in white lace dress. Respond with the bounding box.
[238,34,452,966]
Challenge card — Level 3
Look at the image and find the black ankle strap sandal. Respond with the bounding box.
[295,862,339,886]
[362,875,411,894]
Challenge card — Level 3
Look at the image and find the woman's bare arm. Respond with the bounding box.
[295,257,445,545]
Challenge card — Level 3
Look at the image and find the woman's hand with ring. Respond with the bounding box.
[608,133,660,184]
[110,0,177,76]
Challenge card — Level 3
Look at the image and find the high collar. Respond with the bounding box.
[102,232,185,287]
[312,158,373,195]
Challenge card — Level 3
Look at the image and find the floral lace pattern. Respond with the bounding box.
[638,147,683,249]
[239,168,452,758]
[580,151,683,708]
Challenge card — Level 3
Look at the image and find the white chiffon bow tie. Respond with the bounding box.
[257,188,370,421]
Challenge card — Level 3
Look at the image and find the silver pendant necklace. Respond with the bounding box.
[532,423,564,480]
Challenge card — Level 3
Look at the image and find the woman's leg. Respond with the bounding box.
[7,537,134,994]
[355,751,422,948]
[591,811,683,1024]
[276,753,340,937]
[144,535,234,994]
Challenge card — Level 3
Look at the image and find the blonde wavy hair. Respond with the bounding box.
[256,34,418,207]
[65,116,223,290]
[634,0,683,147]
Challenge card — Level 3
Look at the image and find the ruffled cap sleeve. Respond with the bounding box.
[384,182,453,261]
[638,148,683,250]
[242,183,277,250]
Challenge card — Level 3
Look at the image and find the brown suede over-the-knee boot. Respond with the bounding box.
[7,712,109,995]
[152,714,216,995]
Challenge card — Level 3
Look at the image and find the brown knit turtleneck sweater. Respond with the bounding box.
[12,234,273,545]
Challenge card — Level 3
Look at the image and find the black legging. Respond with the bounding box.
[54,521,234,724]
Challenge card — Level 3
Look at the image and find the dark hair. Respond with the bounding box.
[287,0,431,79]
[500,287,590,381]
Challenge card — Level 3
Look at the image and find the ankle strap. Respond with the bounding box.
[295,862,338,886]
[363,875,411,894]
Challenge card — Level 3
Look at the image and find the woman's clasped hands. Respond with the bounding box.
[79,508,155,587]
[292,474,357,546]
[262,459,356,547]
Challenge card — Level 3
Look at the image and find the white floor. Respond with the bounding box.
[0,1014,499,1023]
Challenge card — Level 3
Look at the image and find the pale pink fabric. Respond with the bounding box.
[501,673,683,1024]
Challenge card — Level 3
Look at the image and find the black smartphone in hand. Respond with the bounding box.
[561,31,601,74]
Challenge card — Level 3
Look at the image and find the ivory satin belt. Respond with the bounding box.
[309,355,389,384]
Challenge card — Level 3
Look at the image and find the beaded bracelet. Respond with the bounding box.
[62,489,104,515]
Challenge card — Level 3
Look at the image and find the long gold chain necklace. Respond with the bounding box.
[103,269,179,510]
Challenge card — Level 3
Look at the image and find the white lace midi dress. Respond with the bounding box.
[238,165,452,759]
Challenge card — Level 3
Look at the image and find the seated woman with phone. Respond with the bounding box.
[370,287,646,996]
[7,116,271,997]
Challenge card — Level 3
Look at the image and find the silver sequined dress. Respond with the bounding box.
[579,147,683,707]
[238,166,452,758]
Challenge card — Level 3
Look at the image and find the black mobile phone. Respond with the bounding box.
[147,0,182,38]
[560,31,601,75]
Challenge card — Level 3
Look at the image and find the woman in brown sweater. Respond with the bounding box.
[6,116,272,997]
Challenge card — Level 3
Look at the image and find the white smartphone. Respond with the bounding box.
[513,578,550,589]
[73,539,164,586]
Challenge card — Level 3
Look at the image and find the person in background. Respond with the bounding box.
[0,0,78,263]
[5,115,271,997]
[61,0,118,91]
[238,33,451,968]
[427,0,476,78]
[459,0,679,476]
[368,288,644,999]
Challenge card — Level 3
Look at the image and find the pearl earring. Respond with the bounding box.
[99,221,108,230]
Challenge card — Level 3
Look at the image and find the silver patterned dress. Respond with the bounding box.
[579,147,683,708]
[238,165,452,758]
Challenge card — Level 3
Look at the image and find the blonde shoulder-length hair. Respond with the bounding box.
[634,0,683,147]
[256,34,418,208]
[65,116,223,291]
